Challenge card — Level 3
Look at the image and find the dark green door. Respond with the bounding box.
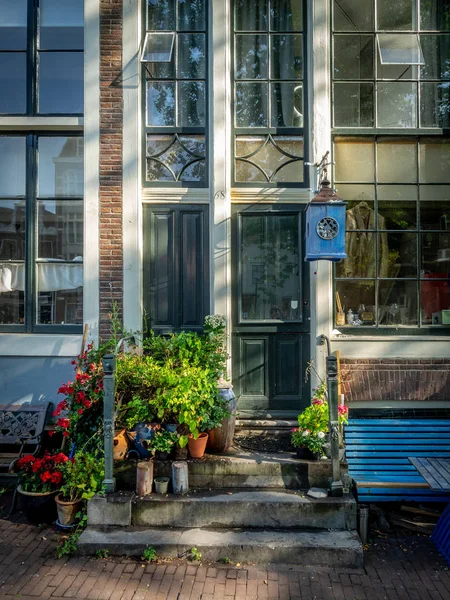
[232,205,310,417]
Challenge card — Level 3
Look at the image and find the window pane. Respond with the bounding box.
[0,288,24,325]
[379,281,417,326]
[178,81,205,126]
[235,82,268,127]
[271,34,302,79]
[235,34,268,79]
[240,215,300,320]
[420,1,450,31]
[333,0,374,32]
[40,0,84,50]
[146,134,206,182]
[37,275,83,325]
[334,35,373,79]
[0,200,25,259]
[377,0,415,31]
[378,201,417,230]
[235,0,267,31]
[37,200,83,260]
[0,53,26,114]
[420,83,450,128]
[336,232,376,277]
[419,139,450,183]
[377,139,418,183]
[0,137,26,196]
[377,54,417,80]
[379,232,417,277]
[271,83,303,127]
[421,202,450,230]
[235,135,303,183]
[334,138,374,182]
[147,0,175,30]
[378,185,418,201]
[38,137,84,197]
[377,34,423,65]
[0,0,27,50]
[420,185,450,201]
[178,33,205,78]
[38,52,84,114]
[420,35,450,80]
[421,279,450,325]
[377,82,417,128]
[178,0,205,31]
[334,281,375,326]
[147,82,176,126]
[270,0,302,31]
[333,83,374,127]
[337,184,376,211]
[422,232,450,273]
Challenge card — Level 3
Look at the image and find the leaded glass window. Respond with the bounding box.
[334,136,450,329]
[144,0,207,186]
[332,0,450,129]
[233,0,306,185]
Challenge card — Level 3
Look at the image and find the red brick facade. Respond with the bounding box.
[99,0,123,339]
[341,359,450,403]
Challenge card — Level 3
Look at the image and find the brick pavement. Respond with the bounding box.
[1,516,450,600]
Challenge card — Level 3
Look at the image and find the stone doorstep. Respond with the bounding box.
[88,490,357,531]
[78,526,363,567]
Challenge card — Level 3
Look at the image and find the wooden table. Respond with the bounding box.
[409,457,450,491]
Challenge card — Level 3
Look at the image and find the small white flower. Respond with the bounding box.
[302,430,309,436]
[317,431,325,439]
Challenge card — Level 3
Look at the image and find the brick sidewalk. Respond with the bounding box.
[1,517,450,599]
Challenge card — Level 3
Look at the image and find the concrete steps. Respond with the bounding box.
[88,490,357,530]
[115,450,339,490]
[78,526,363,567]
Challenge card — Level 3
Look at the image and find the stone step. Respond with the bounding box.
[115,450,340,490]
[78,526,363,568]
[88,490,357,530]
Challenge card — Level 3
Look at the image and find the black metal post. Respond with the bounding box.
[102,353,116,493]
[326,354,343,497]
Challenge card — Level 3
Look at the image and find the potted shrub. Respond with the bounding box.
[56,452,104,526]
[150,430,178,460]
[15,452,68,523]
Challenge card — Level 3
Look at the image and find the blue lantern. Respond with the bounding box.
[305,178,347,262]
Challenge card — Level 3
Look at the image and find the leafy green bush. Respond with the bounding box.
[59,452,105,502]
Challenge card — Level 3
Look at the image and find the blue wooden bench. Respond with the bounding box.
[345,419,450,503]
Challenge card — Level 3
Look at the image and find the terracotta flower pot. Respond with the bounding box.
[55,494,83,526]
[17,486,57,524]
[113,429,130,460]
[188,432,208,458]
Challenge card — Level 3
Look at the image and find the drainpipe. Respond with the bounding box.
[319,334,344,497]
[102,335,136,493]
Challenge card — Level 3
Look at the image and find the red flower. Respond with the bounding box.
[63,431,70,437]
[32,459,44,473]
[78,408,83,415]
[17,455,35,468]
[50,471,62,485]
[39,470,52,483]
[56,418,70,430]
[312,399,324,406]
[75,391,86,403]
[53,453,68,464]
[338,404,348,415]
[82,399,92,409]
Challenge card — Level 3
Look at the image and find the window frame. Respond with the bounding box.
[0,131,84,334]
[0,0,84,118]
[231,0,309,188]
[141,0,209,188]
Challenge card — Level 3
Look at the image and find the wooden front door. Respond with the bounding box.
[232,204,310,417]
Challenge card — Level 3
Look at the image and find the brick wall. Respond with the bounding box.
[99,0,123,339]
[341,359,450,403]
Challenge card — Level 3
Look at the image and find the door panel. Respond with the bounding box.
[232,205,310,415]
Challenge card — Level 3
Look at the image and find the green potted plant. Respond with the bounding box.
[291,384,329,460]
[15,452,68,523]
[150,430,178,461]
[56,452,104,526]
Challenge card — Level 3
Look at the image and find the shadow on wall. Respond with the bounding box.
[0,357,75,414]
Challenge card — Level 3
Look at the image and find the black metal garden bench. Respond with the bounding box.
[345,419,450,503]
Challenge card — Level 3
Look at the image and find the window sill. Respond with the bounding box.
[0,334,83,357]
[0,116,83,130]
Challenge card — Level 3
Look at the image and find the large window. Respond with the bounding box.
[332,0,450,129]
[0,0,84,116]
[143,0,207,186]
[233,0,306,185]
[0,135,84,332]
[334,136,450,329]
